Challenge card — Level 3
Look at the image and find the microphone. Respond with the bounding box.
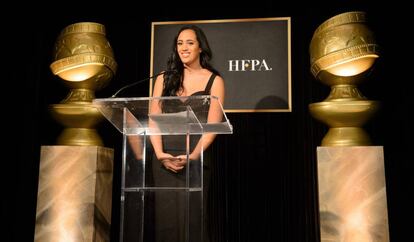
[110,70,175,98]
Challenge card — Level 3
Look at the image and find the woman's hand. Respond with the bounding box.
[174,155,188,168]
[157,152,184,173]
[157,152,200,173]
[175,152,200,165]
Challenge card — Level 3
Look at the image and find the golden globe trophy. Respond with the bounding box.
[309,11,380,146]
[35,22,116,242]
[49,22,117,146]
[309,12,390,242]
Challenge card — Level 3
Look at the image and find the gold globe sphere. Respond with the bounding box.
[50,22,117,90]
[310,11,379,84]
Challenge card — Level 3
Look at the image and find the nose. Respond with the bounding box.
[179,43,188,51]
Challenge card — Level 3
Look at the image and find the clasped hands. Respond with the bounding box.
[157,152,198,173]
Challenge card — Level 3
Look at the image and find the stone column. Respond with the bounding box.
[317,146,389,242]
[35,146,114,242]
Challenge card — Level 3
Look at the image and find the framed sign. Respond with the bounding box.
[150,17,291,112]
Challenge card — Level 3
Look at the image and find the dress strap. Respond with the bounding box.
[204,74,217,94]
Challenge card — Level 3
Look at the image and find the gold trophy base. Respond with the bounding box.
[57,128,103,146]
[309,99,380,146]
[50,103,104,146]
[322,127,371,146]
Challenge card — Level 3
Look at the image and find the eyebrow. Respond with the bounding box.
[177,39,196,42]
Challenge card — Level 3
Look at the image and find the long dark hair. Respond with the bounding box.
[162,25,220,97]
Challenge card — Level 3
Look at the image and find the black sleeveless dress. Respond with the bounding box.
[151,74,216,242]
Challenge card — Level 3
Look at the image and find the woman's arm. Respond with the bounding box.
[126,110,144,160]
[176,75,225,162]
[128,135,143,160]
[149,74,184,172]
[149,74,165,159]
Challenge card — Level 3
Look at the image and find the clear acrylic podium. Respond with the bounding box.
[93,95,232,242]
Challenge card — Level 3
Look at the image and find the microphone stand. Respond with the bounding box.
[110,71,169,98]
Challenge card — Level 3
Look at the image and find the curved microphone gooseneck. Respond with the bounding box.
[110,70,175,98]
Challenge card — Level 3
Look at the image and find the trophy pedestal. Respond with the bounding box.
[316,146,389,242]
[34,146,113,242]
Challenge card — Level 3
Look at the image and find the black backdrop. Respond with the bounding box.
[152,19,291,111]
[3,2,411,242]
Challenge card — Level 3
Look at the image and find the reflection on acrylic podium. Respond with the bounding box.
[93,95,232,242]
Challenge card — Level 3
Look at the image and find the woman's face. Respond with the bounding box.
[177,29,201,66]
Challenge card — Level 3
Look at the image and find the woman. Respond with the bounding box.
[149,25,225,242]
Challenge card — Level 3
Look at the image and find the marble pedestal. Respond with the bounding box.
[34,146,114,242]
[317,146,389,242]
